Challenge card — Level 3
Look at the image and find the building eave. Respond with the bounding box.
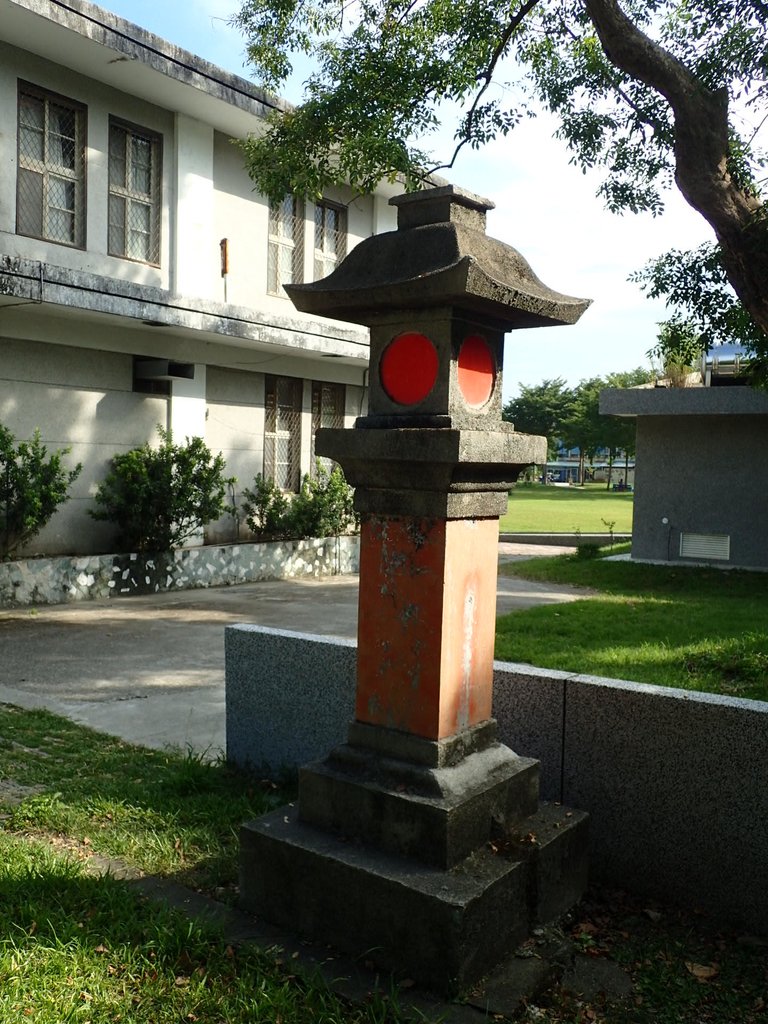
[0,254,370,365]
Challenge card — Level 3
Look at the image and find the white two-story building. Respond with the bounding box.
[0,0,399,555]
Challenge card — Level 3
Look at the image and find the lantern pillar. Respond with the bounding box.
[240,186,591,994]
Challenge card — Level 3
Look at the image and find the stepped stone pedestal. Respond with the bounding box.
[239,185,591,994]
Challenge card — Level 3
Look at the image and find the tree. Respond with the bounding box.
[599,368,653,486]
[631,243,767,383]
[502,378,575,456]
[559,371,645,486]
[560,377,605,483]
[233,1,767,368]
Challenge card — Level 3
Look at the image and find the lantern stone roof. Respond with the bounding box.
[286,185,591,330]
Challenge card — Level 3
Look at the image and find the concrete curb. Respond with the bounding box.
[500,533,631,546]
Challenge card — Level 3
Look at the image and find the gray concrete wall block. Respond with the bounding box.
[223,636,768,934]
[492,662,570,800]
[225,625,356,774]
[562,673,768,932]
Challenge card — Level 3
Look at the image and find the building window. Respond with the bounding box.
[108,120,161,264]
[314,200,346,280]
[267,195,304,295]
[311,381,345,469]
[17,83,86,247]
[264,375,303,491]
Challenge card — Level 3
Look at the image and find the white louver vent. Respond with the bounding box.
[680,532,730,560]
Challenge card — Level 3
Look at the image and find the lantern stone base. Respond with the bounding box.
[298,723,541,870]
[240,800,588,995]
[240,722,588,995]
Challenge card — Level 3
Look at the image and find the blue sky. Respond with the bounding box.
[100,0,715,399]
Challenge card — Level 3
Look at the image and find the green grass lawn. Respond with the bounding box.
[500,483,634,534]
[497,553,768,700]
[2,704,767,1023]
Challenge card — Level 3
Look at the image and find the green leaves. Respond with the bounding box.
[242,463,356,540]
[90,426,234,553]
[235,0,540,199]
[503,369,652,468]
[232,0,768,365]
[632,242,767,380]
[0,426,81,560]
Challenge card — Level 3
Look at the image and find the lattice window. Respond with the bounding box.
[314,200,347,280]
[108,120,161,264]
[17,83,86,247]
[268,195,304,295]
[264,375,303,492]
[310,381,345,470]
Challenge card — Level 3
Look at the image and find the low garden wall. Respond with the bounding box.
[0,536,359,608]
[225,625,768,936]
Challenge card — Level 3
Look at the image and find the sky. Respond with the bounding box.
[100,0,716,400]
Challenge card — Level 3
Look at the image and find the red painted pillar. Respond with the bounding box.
[356,515,499,740]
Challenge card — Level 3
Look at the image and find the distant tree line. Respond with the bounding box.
[502,368,653,486]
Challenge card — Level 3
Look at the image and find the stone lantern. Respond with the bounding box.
[240,185,591,994]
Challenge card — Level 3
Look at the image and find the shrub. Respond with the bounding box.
[574,542,602,560]
[289,463,357,539]
[91,427,233,552]
[241,474,291,540]
[242,462,356,541]
[0,426,82,559]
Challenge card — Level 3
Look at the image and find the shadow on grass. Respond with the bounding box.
[0,704,292,895]
[0,832,373,1023]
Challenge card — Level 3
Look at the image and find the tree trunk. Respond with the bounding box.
[585,0,768,340]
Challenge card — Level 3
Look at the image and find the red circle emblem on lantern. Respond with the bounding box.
[380,332,439,405]
[458,335,495,406]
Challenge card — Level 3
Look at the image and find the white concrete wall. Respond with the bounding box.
[173,115,218,299]
[0,28,386,556]
[0,336,166,555]
[205,365,265,543]
[0,40,173,289]
[210,132,395,317]
[212,130,268,309]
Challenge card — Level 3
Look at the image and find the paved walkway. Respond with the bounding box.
[0,542,580,754]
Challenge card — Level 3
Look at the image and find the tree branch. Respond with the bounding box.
[435,0,541,172]
[585,0,759,220]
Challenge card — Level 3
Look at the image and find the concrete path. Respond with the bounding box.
[0,542,581,755]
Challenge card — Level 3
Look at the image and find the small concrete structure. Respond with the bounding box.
[239,186,591,993]
[229,627,768,937]
[601,385,768,569]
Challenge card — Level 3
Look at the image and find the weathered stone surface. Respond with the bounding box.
[298,742,540,868]
[229,626,768,938]
[240,801,588,995]
[287,185,591,331]
[240,805,532,995]
[316,425,546,518]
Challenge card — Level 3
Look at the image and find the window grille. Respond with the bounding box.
[108,120,161,264]
[17,83,86,247]
[267,195,304,295]
[310,381,345,470]
[264,375,303,491]
[314,200,347,280]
